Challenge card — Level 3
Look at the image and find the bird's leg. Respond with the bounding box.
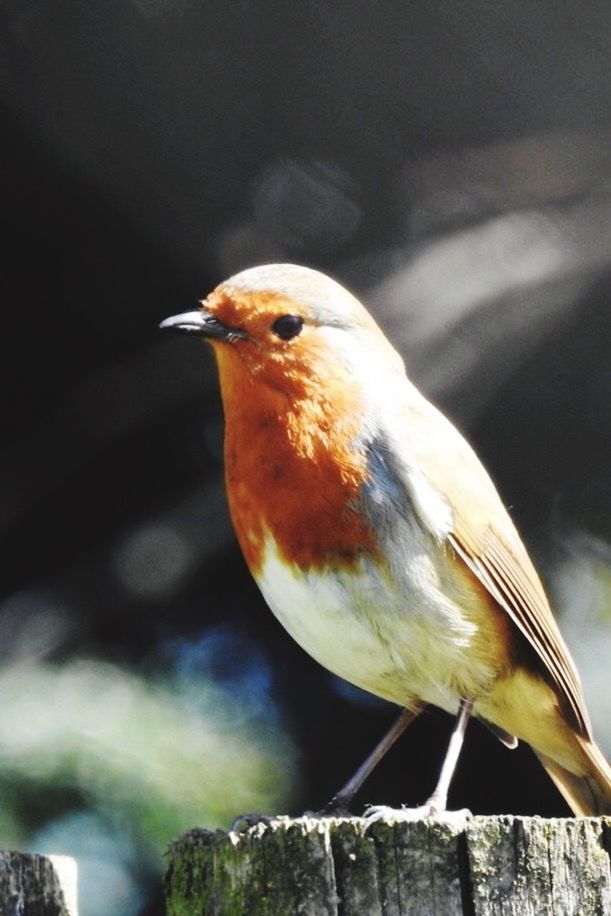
[364,698,474,826]
[231,705,423,830]
[317,703,424,816]
[424,697,473,814]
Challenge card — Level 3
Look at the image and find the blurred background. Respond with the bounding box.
[2,2,611,913]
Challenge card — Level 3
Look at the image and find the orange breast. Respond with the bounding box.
[213,342,378,575]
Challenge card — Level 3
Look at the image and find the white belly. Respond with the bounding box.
[255,534,494,713]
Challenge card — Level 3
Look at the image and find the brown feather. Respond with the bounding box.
[448,530,590,738]
[535,739,611,815]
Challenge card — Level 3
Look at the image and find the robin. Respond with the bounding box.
[160,263,611,819]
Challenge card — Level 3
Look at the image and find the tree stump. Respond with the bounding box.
[0,851,77,915]
[165,815,611,915]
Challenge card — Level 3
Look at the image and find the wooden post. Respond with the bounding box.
[0,851,77,915]
[165,815,611,915]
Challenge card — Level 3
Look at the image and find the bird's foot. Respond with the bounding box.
[363,803,471,829]
[229,812,276,832]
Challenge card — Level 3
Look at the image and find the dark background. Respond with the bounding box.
[2,3,611,913]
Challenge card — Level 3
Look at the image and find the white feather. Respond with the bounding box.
[255,531,495,715]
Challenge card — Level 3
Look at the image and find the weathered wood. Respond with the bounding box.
[0,850,77,915]
[165,815,611,916]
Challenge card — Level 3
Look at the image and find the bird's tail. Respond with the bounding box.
[535,737,611,816]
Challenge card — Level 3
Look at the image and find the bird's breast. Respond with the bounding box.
[253,523,506,711]
[222,381,380,576]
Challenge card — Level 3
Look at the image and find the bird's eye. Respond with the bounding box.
[271,315,304,341]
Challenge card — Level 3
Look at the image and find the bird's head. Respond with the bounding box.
[160,264,405,406]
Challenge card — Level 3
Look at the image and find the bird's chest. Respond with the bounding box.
[253,527,491,711]
[223,399,377,576]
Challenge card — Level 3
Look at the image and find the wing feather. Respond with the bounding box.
[448,528,590,737]
[392,392,591,738]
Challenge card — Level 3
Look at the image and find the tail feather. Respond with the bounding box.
[536,738,611,816]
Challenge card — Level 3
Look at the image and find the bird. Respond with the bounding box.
[160,262,611,819]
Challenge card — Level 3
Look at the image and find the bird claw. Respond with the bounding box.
[229,812,275,832]
[363,804,472,829]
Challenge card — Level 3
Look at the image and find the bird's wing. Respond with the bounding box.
[393,394,591,738]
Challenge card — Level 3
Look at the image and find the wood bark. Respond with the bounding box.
[0,851,77,915]
[165,815,611,916]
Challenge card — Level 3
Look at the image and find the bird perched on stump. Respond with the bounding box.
[161,263,611,819]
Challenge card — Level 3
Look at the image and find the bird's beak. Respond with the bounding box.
[159,308,246,341]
